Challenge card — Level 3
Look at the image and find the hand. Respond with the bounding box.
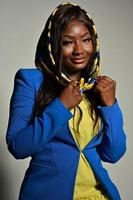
[59,81,82,109]
[93,76,116,106]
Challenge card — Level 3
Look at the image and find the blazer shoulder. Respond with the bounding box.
[15,67,44,92]
[15,67,43,80]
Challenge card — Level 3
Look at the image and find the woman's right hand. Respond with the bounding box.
[59,81,82,109]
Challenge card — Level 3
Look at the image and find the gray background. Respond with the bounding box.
[0,0,133,199]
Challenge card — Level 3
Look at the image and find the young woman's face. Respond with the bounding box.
[62,19,93,74]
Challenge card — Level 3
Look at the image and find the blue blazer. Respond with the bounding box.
[6,68,126,200]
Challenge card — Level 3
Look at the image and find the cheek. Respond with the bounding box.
[85,42,94,55]
[62,47,73,58]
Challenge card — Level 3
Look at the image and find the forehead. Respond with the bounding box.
[63,19,90,36]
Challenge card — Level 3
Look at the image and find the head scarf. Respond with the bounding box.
[35,2,101,91]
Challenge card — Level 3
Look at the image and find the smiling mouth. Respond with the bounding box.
[71,58,85,64]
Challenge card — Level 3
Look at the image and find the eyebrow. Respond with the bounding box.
[63,32,91,38]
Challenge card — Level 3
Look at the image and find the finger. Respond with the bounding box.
[95,82,116,94]
[70,80,79,87]
[95,82,107,88]
[96,76,115,83]
[94,79,106,87]
[70,80,75,87]
[70,83,81,93]
[69,81,77,90]
[96,78,116,88]
[96,80,111,88]
[94,80,110,91]
[94,84,106,94]
[74,88,81,96]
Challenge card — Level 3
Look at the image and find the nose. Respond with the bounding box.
[73,41,84,55]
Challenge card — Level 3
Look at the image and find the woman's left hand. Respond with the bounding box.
[93,76,116,106]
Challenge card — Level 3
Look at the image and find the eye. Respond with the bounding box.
[62,40,73,46]
[82,37,92,43]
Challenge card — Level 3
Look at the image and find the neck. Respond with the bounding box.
[68,71,81,82]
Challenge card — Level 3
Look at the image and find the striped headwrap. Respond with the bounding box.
[35,2,101,90]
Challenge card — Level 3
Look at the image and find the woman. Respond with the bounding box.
[6,2,126,200]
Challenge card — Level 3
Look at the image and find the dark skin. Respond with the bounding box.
[59,19,116,109]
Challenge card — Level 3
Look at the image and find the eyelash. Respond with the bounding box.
[83,38,92,42]
[62,38,92,46]
[62,41,73,45]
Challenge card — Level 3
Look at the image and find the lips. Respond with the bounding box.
[71,57,85,64]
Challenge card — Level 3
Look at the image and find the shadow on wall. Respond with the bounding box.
[0,136,28,200]
[0,153,13,200]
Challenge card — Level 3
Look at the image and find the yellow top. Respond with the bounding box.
[69,96,108,200]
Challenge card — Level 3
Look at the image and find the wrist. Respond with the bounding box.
[100,98,116,107]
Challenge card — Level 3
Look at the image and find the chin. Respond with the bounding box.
[72,63,87,70]
[63,61,88,73]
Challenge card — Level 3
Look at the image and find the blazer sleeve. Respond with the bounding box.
[6,69,73,159]
[97,101,126,163]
